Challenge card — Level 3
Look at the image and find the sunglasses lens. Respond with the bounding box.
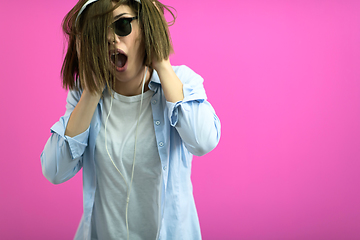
[114,18,132,36]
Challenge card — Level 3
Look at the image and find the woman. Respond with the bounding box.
[41,0,221,239]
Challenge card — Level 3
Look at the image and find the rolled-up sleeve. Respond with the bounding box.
[166,66,221,156]
[41,90,87,184]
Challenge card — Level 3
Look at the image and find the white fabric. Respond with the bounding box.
[91,89,162,240]
[76,0,142,23]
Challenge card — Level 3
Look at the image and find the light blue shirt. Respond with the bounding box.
[41,65,221,240]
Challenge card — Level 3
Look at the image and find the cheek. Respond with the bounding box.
[129,39,144,62]
[131,26,144,53]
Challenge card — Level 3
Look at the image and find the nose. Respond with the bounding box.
[107,29,120,45]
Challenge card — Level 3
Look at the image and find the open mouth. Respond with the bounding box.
[110,49,128,72]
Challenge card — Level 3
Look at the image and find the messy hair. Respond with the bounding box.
[61,0,176,94]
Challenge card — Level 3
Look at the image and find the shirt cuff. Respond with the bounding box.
[167,101,182,127]
[64,129,89,159]
[50,115,89,159]
[166,97,206,127]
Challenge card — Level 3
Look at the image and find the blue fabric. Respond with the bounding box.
[41,65,221,240]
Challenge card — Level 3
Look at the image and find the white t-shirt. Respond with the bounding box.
[91,89,162,240]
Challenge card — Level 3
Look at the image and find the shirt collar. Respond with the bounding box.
[148,69,161,92]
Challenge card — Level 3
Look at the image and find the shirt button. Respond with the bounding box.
[152,100,157,105]
[155,121,161,126]
[163,166,167,171]
[158,142,164,147]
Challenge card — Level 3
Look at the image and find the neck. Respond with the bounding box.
[112,67,151,96]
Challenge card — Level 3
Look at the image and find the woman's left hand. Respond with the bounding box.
[151,57,184,103]
[152,57,172,75]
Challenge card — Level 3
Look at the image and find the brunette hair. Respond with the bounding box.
[61,0,175,94]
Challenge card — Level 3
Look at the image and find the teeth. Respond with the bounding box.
[111,52,122,58]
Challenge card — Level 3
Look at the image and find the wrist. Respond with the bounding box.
[154,59,172,75]
[82,88,102,103]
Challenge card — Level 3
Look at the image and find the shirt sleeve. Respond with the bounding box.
[166,66,221,156]
[50,114,90,160]
[40,90,88,184]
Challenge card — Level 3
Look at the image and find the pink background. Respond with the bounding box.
[1,0,360,239]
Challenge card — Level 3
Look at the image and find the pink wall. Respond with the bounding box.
[1,0,359,239]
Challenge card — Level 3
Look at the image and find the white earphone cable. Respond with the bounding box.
[104,66,148,240]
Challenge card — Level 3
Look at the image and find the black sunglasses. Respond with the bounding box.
[110,16,138,37]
